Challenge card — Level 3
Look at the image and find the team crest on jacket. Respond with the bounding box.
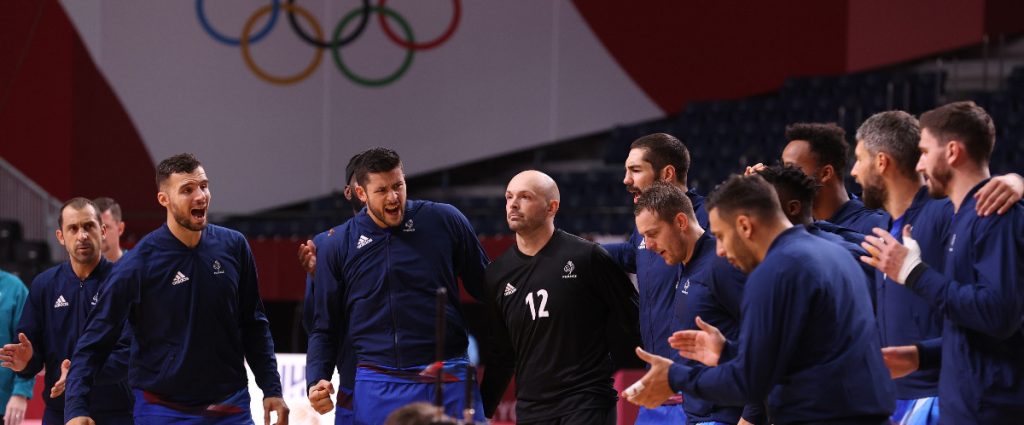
[403,219,416,232]
[213,260,225,275]
[562,260,577,279]
[91,293,98,306]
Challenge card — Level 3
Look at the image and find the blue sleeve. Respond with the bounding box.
[237,238,282,398]
[915,337,942,371]
[905,218,1024,339]
[15,276,47,378]
[707,257,746,321]
[448,205,490,301]
[602,242,637,274]
[8,282,34,398]
[591,245,642,369]
[668,264,810,405]
[306,237,344,389]
[65,261,141,419]
[94,321,132,385]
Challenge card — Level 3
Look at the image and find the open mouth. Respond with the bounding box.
[628,187,641,203]
[190,208,207,221]
[383,205,401,217]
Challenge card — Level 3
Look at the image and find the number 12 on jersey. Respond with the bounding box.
[525,289,550,320]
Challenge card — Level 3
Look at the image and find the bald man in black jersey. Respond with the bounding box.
[480,170,640,425]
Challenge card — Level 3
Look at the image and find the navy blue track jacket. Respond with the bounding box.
[306,200,489,385]
[877,187,947,400]
[673,232,745,424]
[604,189,708,362]
[829,193,890,236]
[18,259,132,418]
[302,228,355,394]
[805,222,876,306]
[65,224,282,418]
[668,226,894,424]
[904,180,1024,423]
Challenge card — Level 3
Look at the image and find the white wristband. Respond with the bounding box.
[896,233,923,284]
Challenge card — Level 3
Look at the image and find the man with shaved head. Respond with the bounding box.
[481,170,640,425]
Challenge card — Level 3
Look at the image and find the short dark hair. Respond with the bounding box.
[706,174,782,221]
[156,153,202,187]
[345,153,364,185]
[92,197,122,222]
[629,133,690,185]
[354,147,402,187]
[58,197,101,229]
[785,123,850,178]
[756,164,820,217]
[855,111,921,178]
[919,101,996,164]
[634,181,697,223]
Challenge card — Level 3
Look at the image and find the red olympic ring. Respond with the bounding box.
[377,0,461,51]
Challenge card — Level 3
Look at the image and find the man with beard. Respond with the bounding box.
[1,198,132,425]
[303,153,364,424]
[629,182,745,425]
[307,148,488,424]
[862,102,1024,424]
[92,198,127,262]
[627,174,894,425]
[603,133,714,424]
[62,154,288,425]
[480,170,640,424]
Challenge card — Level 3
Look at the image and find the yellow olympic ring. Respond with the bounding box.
[240,3,323,86]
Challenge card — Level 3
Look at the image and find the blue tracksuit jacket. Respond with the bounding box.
[306,200,489,385]
[18,259,132,419]
[668,226,894,424]
[904,180,1024,423]
[65,224,282,418]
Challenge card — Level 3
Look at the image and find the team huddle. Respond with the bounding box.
[1,100,1022,425]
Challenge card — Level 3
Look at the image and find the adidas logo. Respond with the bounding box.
[357,235,372,249]
[171,271,190,286]
[54,295,69,309]
[638,238,646,250]
[503,283,517,296]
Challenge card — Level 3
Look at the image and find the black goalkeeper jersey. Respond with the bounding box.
[480,230,640,422]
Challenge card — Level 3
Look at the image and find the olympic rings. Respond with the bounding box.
[332,6,414,87]
[196,0,280,46]
[286,0,371,49]
[196,0,461,86]
[378,0,460,51]
[241,3,324,86]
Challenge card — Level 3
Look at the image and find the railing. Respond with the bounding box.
[0,156,62,261]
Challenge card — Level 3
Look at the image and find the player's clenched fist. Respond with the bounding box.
[308,379,335,414]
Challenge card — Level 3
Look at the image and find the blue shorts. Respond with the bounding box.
[892,397,939,425]
[635,405,686,424]
[352,359,485,425]
[335,386,353,425]
[132,388,254,425]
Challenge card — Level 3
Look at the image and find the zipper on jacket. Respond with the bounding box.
[385,233,403,367]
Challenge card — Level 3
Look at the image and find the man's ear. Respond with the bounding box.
[355,185,368,203]
[157,191,169,207]
[736,214,753,239]
[674,212,689,231]
[819,164,836,184]
[785,200,801,218]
